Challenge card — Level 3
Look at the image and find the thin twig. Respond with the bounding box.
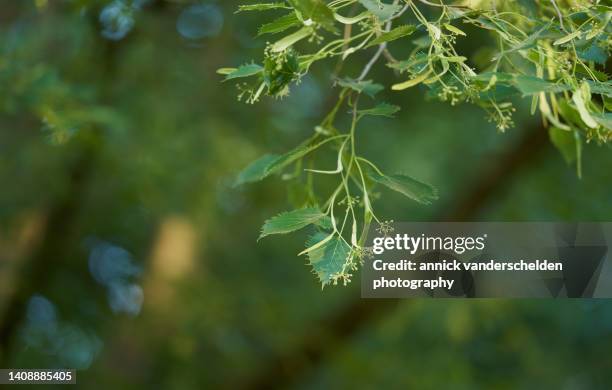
[358,43,388,81]
[357,0,406,81]
[550,0,566,32]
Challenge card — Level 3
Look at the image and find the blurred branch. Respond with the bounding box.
[235,124,551,390]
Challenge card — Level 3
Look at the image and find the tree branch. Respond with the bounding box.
[234,124,551,390]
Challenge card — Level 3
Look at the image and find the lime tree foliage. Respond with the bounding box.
[220,0,611,287]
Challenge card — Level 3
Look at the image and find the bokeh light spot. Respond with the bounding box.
[177,4,223,40]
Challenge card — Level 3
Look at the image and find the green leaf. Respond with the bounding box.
[287,0,337,33]
[234,136,342,186]
[470,72,514,84]
[499,21,553,56]
[444,23,466,36]
[316,215,333,230]
[260,207,327,239]
[572,83,598,128]
[305,232,350,286]
[367,25,416,47]
[258,13,301,35]
[369,170,438,205]
[264,142,321,173]
[223,63,263,81]
[411,35,432,48]
[512,75,570,95]
[358,102,400,118]
[549,127,576,164]
[216,68,236,75]
[549,123,582,177]
[578,43,608,65]
[358,0,401,21]
[234,154,281,186]
[337,78,384,97]
[556,98,584,128]
[592,113,612,130]
[588,81,612,97]
[237,3,290,12]
[387,52,428,73]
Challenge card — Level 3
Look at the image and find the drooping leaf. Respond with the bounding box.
[258,13,301,35]
[358,102,400,118]
[337,78,384,97]
[260,207,327,239]
[287,0,337,32]
[549,127,576,164]
[358,0,402,21]
[369,170,438,205]
[234,136,342,186]
[367,25,416,47]
[234,154,281,186]
[305,232,350,286]
[237,3,291,12]
[556,98,584,128]
[572,83,598,128]
[223,63,263,81]
[264,142,322,173]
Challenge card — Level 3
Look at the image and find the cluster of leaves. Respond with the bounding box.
[220,0,611,287]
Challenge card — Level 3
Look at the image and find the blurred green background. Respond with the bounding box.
[1,1,611,389]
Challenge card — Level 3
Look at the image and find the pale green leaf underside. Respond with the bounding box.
[224,64,263,81]
[306,232,350,286]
